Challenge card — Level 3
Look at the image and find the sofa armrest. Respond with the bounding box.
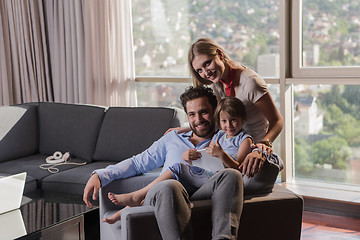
[0,105,38,163]
[120,206,158,240]
[99,173,160,232]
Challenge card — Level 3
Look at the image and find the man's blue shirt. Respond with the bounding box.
[94,130,212,187]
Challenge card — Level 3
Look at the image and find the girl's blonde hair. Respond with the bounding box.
[188,38,238,99]
[214,97,247,129]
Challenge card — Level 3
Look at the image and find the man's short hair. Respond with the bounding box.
[180,86,218,113]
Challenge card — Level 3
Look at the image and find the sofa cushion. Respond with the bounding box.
[38,103,105,162]
[93,107,181,162]
[0,105,38,163]
[0,154,87,184]
[42,161,115,195]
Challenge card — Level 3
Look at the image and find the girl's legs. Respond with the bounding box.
[104,170,174,224]
[108,163,215,207]
[104,163,216,225]
[108,170,174,206]
[102,206,129,224]
[169,163,216,195]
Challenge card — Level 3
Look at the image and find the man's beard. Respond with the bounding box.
[190,120,215,138]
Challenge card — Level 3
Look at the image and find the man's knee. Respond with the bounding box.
[217,168,243,185]
[145,179,188,205]
[156,179,184,194]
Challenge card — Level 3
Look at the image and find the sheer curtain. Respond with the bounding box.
[0,0,53,105]
[0,0,136,106]
[45,0,136,106]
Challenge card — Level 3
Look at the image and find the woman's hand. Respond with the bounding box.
[182,148,201,164]
[255,142,273,155]
[239,148,266,178]
[164,126,191,135]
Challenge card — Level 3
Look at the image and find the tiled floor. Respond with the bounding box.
[301,222,360,239]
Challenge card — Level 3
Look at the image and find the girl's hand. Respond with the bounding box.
[164,126,191,135]
[182,148,201,164]
[206,139,225,158]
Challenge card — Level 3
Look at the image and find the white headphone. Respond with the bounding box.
[41,151,86,173]
[46,151,70,164]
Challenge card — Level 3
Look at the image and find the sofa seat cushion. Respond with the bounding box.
[93,107,182,162]
[0,105,38,163]
[38,103,105,162]
[107,184,303,240]
[42,161,115,195]
[0,154,88,187]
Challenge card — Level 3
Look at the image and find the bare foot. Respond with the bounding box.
[108,191,145,207]
[102,207,126,224]
[103,210,121,224]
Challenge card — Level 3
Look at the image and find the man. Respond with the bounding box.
[83,86,244,239]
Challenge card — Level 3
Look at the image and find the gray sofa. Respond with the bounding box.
[0,102,303,240]
[0,102,184,196]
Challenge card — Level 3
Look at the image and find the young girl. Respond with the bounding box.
[103,97,253,224]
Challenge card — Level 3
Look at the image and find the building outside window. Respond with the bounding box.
[294,84,360,185]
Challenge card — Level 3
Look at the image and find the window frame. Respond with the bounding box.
[291,0,360,79]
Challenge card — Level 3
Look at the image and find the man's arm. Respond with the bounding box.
[83,173,101,208]
[83,159,139,207]
[83,134,170,206]
[94,158,139,187]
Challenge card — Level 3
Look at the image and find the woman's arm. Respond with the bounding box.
[164,126,191,135]
[254,92,284,144]
[238,92,283,177]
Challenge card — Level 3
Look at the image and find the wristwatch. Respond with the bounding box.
[259,139,272,148]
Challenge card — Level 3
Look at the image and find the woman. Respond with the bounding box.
[184,38,284,178]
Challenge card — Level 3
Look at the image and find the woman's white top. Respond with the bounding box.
[235,68,269,143]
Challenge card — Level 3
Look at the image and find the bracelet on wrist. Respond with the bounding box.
[259,140,272,148]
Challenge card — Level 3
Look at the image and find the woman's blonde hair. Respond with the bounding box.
[188,38,237,98]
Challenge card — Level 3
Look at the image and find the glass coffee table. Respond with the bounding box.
[0,191,99,240]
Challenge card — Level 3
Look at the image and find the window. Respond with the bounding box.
[132,0,360,190]
[267,84,281,153]
[136,82,191,107]
[292,0,360,77]
[293,84,360,185]
[132,0,281,108]
[132,0,280,78]
[290,0,360,188]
